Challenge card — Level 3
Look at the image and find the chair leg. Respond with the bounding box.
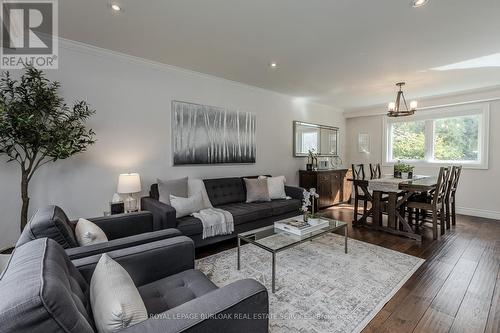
[432,212,438,240]
[451,198,457,226]
[445,200,451,229]
[440,207,445,236]
[353,197,359,223]
[363,199,368,216]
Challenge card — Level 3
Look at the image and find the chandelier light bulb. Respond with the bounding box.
[410,100,418,110]
[388,102,396,111]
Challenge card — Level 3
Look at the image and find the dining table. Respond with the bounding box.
[349,175,438,242]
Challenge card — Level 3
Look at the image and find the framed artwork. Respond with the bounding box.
[172,101,256,165]
[358,133,370,153]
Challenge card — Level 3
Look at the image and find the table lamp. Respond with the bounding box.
[117,173,141,213]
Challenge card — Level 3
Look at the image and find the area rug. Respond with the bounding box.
[196,233,424,333]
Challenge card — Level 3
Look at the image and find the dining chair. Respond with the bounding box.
[351,164,368,223]
[369,163,382,179]
[406,167,451,240]
[447,165,462,227]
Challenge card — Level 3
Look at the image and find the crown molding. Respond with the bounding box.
[57,37,341,113]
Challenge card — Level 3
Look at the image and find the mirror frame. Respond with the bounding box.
[293,121,339,157]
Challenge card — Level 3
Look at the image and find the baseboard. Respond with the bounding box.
[456,207,500,220]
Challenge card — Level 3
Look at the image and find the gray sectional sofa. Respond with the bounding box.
[0,237,269,332]
[16,205,182,259]
[141,176,304,247]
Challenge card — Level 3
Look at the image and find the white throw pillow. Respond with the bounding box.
[91,254,148,333]
[259,175,287,199]
[170,192,205,218]
[188,178,213,209]
[75,218,108,246]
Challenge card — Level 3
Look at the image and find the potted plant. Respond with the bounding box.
[306,149,318,171]
[0,67,96,231]
[301,188,320,223]
[394,161,404,178]
[394,161,414,179]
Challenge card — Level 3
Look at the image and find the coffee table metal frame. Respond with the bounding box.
[237,218,348,293]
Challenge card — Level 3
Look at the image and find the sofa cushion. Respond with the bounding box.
[16,205,79,249]
[176,216,204,236]
[138,269,218,314]
[203,177,246,206]
[0,238,94,333]
[176,201,287,236]
[267,199,302,216]
[218,202,274,225]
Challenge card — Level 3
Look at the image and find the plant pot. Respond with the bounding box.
[303,212,309,222]
[402,172,409,179]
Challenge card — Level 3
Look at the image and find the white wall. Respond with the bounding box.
[0,40,345,248]
[345,89,500,220]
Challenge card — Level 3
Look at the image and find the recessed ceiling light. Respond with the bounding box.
[411,0,429,7]
[111,4,121,11]
[270,62,277,68]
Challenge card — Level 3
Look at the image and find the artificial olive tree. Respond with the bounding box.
[0,67,96,231]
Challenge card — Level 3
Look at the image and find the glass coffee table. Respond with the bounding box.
[237,216,348,293]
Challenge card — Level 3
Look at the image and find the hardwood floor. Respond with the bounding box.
[196,204,500,333]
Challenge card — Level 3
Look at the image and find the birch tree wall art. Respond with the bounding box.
[172,101,256,165]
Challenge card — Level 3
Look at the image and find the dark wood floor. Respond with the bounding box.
[197,205,500,333]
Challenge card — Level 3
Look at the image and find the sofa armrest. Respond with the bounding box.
[88,211,154,240]
[285,185,305,201]
[141,197,177,230]
[123,279,269,333]
[73,236,195,286]
[65,228,182,260]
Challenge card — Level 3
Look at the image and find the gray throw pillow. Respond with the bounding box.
[244,178,271,203]
[157,177,188,205]
[91,254,148,333]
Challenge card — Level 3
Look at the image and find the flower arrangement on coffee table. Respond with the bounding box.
[301,188,320,222]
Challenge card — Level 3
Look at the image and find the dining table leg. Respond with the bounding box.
[388,192,398,229]
[372,191,383,226]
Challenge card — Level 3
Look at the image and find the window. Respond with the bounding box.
[383,103,489,169]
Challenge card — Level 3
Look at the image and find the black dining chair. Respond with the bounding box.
[351,164,368,223]
[406,167,451,240]
[446,165,462,228]
[369,163,382,179]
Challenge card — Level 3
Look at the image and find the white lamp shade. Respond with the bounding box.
[117,173,142,194]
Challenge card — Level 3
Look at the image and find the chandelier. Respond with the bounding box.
[387,82,418,117]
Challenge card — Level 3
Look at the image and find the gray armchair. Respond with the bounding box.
[16,205,182,260]
[0,237,269,333]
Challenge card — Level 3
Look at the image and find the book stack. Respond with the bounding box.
[274,218,329,236]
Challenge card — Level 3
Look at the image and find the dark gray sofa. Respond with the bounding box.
[141,176,304,247]
[16,205,182,260]
[0,237,269,332]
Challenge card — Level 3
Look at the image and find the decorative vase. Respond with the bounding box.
[394,170,402,178]
[306,163,313,171]
[303,212,309,222]
[408,171,413,179]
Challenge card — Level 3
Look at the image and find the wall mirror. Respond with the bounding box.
[293,121,339,157]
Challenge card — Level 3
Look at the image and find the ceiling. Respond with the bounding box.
[59,0,500,111]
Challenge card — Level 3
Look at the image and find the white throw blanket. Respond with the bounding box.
[192,208,234,239]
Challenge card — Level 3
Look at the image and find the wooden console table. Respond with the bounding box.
[299,169,351,209]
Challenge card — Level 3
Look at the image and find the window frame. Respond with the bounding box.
[382,102,490,169]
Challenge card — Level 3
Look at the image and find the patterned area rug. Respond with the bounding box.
[196,233,424,333]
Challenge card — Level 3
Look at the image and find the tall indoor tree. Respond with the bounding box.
[0,67,96,231]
